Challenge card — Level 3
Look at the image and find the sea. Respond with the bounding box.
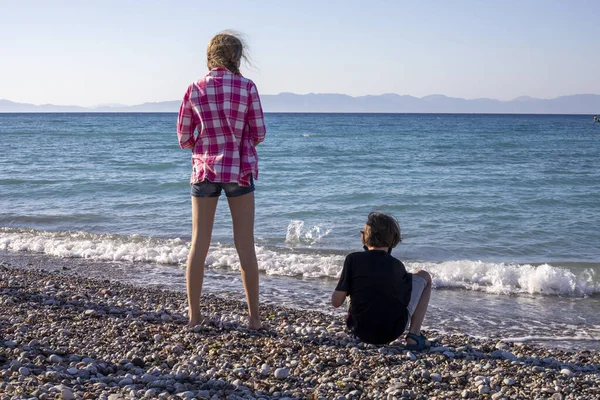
[1,112,599,350]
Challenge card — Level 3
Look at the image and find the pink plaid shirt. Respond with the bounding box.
[177,68,266,186]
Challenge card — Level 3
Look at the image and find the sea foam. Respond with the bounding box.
[1,228,598,297]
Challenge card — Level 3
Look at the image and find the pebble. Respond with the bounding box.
[495,341,510,350]
[503,377,515,385]
[61,388,75,400]
[560,368,574,377]
[1,264,599,400]
[49,354,63,363]
[118,378,133,386]
[430,373,442,382]
[274,368,290,379]
[197,390,211,399]
[142,373,157,383]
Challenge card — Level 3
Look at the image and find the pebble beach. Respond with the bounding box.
[1,262,599,400]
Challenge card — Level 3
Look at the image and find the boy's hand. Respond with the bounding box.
[331,290,347,308]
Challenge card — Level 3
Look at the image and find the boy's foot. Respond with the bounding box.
[405,332,431,351]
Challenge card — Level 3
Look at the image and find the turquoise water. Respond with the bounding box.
[1,113,599,349]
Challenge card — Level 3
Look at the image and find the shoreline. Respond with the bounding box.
[2,262,600,399]
[2,250,600,353]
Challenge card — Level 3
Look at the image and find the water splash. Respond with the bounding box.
[285,220,332,246]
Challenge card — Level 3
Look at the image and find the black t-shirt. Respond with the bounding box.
[335,250,412,345]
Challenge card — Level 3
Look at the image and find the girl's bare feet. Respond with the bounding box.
[247,317,262,330]
[188,311,204,328]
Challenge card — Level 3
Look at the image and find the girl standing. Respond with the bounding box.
[177,31,266,329]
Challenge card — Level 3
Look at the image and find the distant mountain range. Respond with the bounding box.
[2,93,600,114]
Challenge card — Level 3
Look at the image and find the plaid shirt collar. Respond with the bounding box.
[209,67,240,77]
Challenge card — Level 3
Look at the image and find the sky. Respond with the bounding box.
[1,0,599,106]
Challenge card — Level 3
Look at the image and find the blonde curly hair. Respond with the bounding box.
[206,31,248,76]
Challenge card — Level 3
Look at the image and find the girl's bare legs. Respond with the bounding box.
[227,191,262,329]
[187,196,219,326]
[407,270,432,345]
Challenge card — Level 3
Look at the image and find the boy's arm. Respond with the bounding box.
[332,255,351,307]
[331,290,347,308]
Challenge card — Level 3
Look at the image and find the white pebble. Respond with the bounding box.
[274,368,290,379]
[495,341,510,350]
[503,377,515,385]
[67,367,78,375]
[560,368,574,377]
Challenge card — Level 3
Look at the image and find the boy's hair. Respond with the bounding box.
[362,212,402,249]
[207,31,248,76]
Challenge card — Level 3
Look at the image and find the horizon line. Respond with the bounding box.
[3,92,600,108]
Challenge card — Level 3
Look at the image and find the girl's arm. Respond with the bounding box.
[176,85,198,150]
[247,83,266,145]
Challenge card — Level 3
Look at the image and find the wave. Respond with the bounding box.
[1,227,598,297]
[412,260,599,297]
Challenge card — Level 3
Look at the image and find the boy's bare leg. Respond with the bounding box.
[407,270,432,345]
[227,192,262,330]
[187,196,219,326]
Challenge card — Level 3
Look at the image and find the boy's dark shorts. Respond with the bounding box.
[191,176,255,198]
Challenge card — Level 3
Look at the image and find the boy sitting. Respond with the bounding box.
[332,212,432,349]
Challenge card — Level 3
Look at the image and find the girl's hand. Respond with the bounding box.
[254,141,260,146]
